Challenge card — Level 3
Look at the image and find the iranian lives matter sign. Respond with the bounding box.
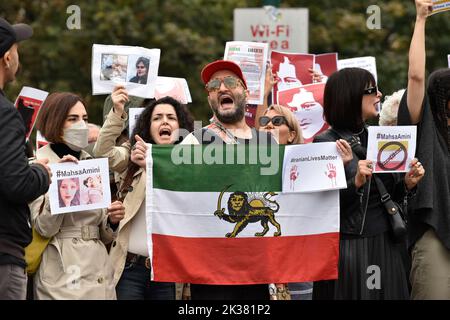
[234,8,309,53]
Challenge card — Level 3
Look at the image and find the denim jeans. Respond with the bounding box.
[116,261,175,300]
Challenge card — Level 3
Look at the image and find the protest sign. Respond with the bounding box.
[315,53,338,81]
[36,130,48,150]
[129,107,145,138]
[430,0,450,15]
[92,44,160,99]
[155,76,192,104]
[338,56,378,84]
[48,158,111,215]
[271,50,315,104]
[244,104,257,127]
[224,41,269,105]
[277,82,328,143]
[367,126,417,173]
[14,87,48,140]
[282,142,346,193]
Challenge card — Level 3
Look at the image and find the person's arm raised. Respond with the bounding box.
[407,0,433,124]
[93,85,131,173]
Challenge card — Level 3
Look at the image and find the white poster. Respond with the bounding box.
[36,130,48,150]
[224,41,269,105]
[155,76,192,104]
[448,54,450,68]
[367,126,417,173]
[129,107,145,138]
[337,56,378,84]
[430,0,450,15]
[282,142,347,193]
[48,158,111,215]
[92,44,160,99]
[234,8,309,53]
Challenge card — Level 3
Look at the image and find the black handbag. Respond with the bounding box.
[329,127,408,239]
[373,175,407,239]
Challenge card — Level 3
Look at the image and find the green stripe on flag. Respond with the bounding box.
[151,144,284,192]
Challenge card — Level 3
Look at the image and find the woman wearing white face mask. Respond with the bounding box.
[29,92,125,300]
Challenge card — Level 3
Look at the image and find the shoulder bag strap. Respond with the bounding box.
[331,127,371,231]
[372,175,391,203]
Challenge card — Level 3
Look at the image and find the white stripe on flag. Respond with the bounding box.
[148,189,340,238]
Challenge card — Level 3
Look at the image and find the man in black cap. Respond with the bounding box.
[0,17,51,300]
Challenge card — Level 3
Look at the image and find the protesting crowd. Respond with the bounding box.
[0,0,449,301]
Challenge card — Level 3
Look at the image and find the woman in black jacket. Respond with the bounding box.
[312,68,424,299]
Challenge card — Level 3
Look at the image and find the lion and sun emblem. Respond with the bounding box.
[214,184,282,238]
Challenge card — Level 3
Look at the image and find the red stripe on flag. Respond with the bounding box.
[152,233,339,285]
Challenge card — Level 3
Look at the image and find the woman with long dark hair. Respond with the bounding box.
[94,85,194,300]
[312,68,425,299]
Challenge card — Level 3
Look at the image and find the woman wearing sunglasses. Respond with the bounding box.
[312,68,424,300]
[259,104,303,145]
[259,105,304,300]
[259,105,352,300]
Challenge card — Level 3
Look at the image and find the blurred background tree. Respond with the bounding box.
[1,0,449,126]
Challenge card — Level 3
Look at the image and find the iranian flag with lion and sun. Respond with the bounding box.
[146,144,340,285]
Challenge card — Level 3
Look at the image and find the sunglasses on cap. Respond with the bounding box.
[205,76,244,92]
[259,115,289,127]
[363,86,378,95]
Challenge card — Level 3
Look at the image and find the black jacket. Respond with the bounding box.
[314,127,405,236]
[0,89,50,262]
[398,90,450,249]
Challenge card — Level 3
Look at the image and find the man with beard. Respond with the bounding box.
[182,60,274,145]
[181,60,273,299]
[0,18,51,299]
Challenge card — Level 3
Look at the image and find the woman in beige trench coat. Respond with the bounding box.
[30,92,125,300]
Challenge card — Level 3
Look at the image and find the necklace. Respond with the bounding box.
[211,120,240,144]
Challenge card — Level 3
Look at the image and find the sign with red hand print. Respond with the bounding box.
[289,165,299,191]
[325,163,337,188]
[282,142,347,193]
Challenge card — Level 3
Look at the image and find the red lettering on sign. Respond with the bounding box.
[250,25,268,37]
[275,25,285,37]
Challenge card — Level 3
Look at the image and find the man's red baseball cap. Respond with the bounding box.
[200,60,247,89]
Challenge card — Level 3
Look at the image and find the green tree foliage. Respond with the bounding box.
[1,0,449,127]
